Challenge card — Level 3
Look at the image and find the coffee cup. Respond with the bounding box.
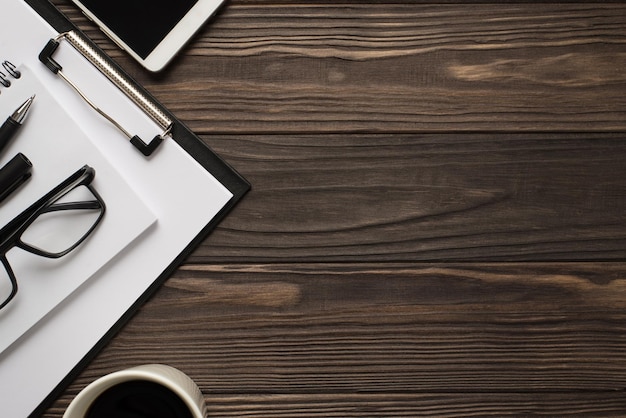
[63,364,207,418]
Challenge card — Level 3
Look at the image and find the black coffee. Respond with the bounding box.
[85,380,193,418]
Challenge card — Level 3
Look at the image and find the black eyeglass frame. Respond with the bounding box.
[0,165,106,310]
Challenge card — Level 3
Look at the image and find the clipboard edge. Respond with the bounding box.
[21,0,250,416]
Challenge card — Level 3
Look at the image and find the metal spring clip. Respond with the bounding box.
[39,31,173,156]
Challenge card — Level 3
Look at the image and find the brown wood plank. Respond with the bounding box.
[46,393,626,417]
[39,2,626,418]
[43,263,626,416]
[191,132,626,262]
[50,2,626,133]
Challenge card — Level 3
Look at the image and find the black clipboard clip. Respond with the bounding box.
[39,31,173,157]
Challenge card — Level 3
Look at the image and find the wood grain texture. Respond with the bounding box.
[44,263,626,416]
[195,133,626,262]
[52,2,626,133]
[40,0,626,417]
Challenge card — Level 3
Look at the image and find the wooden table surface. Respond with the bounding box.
[44,1,626,416]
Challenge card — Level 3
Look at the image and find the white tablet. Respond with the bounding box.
[69,0,225,72]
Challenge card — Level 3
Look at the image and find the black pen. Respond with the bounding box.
[0,95,35,157]
[0,153,32,203]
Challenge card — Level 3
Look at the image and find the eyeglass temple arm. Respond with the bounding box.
[44,200,102,213]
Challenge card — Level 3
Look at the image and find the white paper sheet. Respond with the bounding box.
[0,1,235,416]
[0,66,157,355]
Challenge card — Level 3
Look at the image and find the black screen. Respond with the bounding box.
[78,0,199,58]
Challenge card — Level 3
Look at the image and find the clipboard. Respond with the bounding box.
[0,1,249,416]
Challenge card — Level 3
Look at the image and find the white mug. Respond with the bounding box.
[63,364,207,418]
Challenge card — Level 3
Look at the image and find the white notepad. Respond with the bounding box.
[0,66,157,354]
[0,1,240,417]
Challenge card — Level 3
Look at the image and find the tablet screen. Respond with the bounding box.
[78,0,198,59]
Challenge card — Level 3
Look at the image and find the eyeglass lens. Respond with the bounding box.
[21,185,103,255]
[0,184,104,309]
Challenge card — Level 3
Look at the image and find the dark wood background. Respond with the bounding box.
[44,1,626,416]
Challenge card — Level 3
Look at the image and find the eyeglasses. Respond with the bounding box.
[0,165,105,311]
